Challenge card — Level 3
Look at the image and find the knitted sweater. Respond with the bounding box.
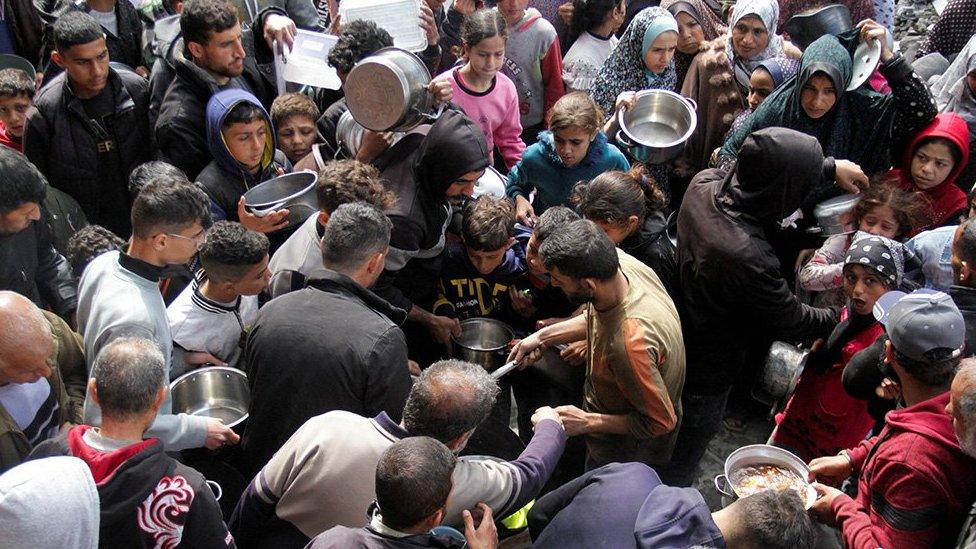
[499,8,565,129]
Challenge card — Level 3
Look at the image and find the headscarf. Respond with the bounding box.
[844,231,906,287]
[724,0,784,87]
[725,56,801,137]
[591,7,679,114]
[661,0,727,85]
[931,33,976,134]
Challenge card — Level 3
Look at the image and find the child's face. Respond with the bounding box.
[643,31,678,75]
[229,254,271,296]
[553,126,595,168]
[842,264,888,316]
[465,238,514,275]
[224,119,267,171]
[497,0,528,26]
[911,141,956,190]
[592,218,638,245]
[276,115,317,164]
[747,68,774,111]
[0,95,32,138]
[526,233,545,275]
[466,36,506,81]
[858,205,900,239]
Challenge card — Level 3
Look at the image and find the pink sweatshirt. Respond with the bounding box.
[446,68,526,169]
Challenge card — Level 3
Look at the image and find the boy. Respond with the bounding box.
[0,68,34,153]
[270,92,321,166]
[197,88,292,235]
[168,221,270,370]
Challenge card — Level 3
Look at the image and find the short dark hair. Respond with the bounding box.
[402,359,499,442]
[534,206,580,243]
[181,0,238,47]
[0,146,46,213]
[66,225,125,278]
[539,219,619,281]
[321,202,392,272]
[375,437,456,531]
[53,11,103,53]
[0,69,34,100]
[462,195,515,251]
[270,93,320,129]
[957,217,976,267]
[222,101,265,131]
[131,179,211,239]
[892,347,961,388]
[128,161,187,198]
[737,490,816,549]
[93,338,167,420]
[199,221,269,283]
[327,20,393,74]
[315,160,394,214]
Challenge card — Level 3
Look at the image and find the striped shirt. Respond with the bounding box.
[0,378,59,448]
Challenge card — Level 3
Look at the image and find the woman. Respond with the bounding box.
[660,0,726,87]
[719,26,937,207]
[725,56,801,139]
[916,0,976,61]
[931,33,976,191]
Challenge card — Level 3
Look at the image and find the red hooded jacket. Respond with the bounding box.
[889,113,971,234]
[831,392,976,549]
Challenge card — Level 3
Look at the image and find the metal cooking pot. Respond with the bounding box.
[242,171,318,228]
[714,444,817,508]
[808,193,861,236]
[616,90,697,164]
[453,318,515,372]
[344,47,439,132]
[336,110,406,158]
[170,366,250,428]
[666,211,678,248]
[784,4,852,50]
[753,341,810,412]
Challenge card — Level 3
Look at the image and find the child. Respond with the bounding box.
[505,92,628,224]
[197,89,292,235]
[270,92,321,166]
[496,0,565,144]
[772,232,906,462]
[562,0,624,93]
[0,68,34,153]
[433,194,527,321]
[724,57,800,141]
[168,221,270,371]
[889,113,972,233]
[440,9,525,171]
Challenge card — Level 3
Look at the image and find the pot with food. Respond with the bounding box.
[714,444,817,508]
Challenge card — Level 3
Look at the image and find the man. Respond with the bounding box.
[0,292,86,473]
[77,176,237,451]
[230,359,567,547]
[528,462,816,548]
[306,438,498,549]
[242,202,412,474]
[24,11,152,237]
[950,218,976,351]
[809,290,976,548]
[0,147,76,319]
[31,338,233,548]
[511,219,684,469]
[946,360,976,547]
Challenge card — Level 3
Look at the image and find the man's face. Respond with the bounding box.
[55,38,110,99]
[0,95,33,138]
[0,336,53,384]
[161,222,206,265]
[0,202,41,235]
[947,373,976,457]
[223,119,266,171]
[192,23,245,78]
[548,266,594,305]
[445,170,484,198]
[228,254,271,296]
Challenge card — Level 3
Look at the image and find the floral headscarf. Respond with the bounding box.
[725,0,784,87]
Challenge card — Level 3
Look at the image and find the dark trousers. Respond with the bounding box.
[657,386,732,487]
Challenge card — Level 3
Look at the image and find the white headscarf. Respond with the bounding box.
[725,0,784,87]
[930,33,976,133]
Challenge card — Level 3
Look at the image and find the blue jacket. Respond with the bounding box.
[505,131,629,215]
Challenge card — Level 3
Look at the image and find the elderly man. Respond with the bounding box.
[511,219,685,470]
[947,360,976,547]
[0,291,86,473]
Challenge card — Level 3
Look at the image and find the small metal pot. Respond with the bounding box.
[784,4,852,50]
[753,341,810,410]
[808,193,861,236]
[344,47,438,132]
[453,318,515,372]
[169,366,250,428]
[242,171,318,228]
[714,444,817,508]
[616,89,697,164]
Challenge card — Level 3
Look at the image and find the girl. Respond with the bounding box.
[660,0,727,87]
[773,232,906,462]
[725,56,800,139]
[441,9,526,170]
[562,0,625,93]
[590,7,680,115]
[505,92,629,224]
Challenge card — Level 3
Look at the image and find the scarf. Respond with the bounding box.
[661,0,727,84]
[724,0,784,87]
[931,33,976,135]
[844,231,906,287]
[591,7,679,114]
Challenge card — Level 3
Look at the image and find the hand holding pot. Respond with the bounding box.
[204,418,241,451]
[507,333,545,368]
[238,197,290,233]
[808,453,853,486]
[428,79,453,107]
[809,482,843,526]
[857,19,892,62]
[614,91,638,112]
[429,314,462,352]
[834,159,869,194]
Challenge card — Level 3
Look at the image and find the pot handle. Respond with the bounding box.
[421,102,446,122]
[206,480,223,501]
[682,95,698,112]
[713,474,734,498]
[615,130,635,150]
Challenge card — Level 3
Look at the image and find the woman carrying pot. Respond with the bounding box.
[660,0,727,88]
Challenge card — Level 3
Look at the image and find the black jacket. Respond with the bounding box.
[241,270,411,475]
[4,0,44,65]
[147,13,181,124]
[24,67,152,237]
[36,0,146,79]
[0,218,76,318]
[620,210,681,306]
[677,128,837,394]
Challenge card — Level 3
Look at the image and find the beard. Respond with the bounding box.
[565,287,595,306]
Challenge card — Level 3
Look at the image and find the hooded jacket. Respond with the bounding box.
[196,88,290,223]
[147,13,181,121]
[432,236,528,321]
[620,210,680,305]
[678,127,837,394]
[832,392,976,549]
[373,110,490,311]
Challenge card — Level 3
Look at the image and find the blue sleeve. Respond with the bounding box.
[606,143,630,170]
[506,152,534,200]
[499,419,567,517]
[211,200,228,222]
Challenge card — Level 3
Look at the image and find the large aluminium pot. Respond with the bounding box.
[453,318,515,372]
[808,193,861,236]
[615,89,697,164]
[344,47,438,132]
[784,4,852,50]
[242,170,318,228]
[714,444,818,508]
[753,341,810,410]
[169,366,250,428]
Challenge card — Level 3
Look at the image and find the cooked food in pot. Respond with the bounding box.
[730,464,809,500]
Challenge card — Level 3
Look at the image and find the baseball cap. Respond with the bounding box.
[873,289,965,361]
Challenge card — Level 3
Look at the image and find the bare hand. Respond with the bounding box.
[428,78,453,107]
[419,4,440,46]
[508,286,536,318]
[264,14,297,54]
[507,333,545,368]
[428,314,462,351]
[463,503,498,549]
[204,418,241,450]
[559,340,587,366]
[809,482,843,526]
[615,91,638,112]
[834,159,869,194]
[452,0,478,16]
[875,377,901,400]
[857,19,892,62]
[407,359,422,376]
[554,405,591,436]
[135,65,150,78]
[238,197,290,233]
[808,454,853,487]
[531,406,564,429]
[356,130,395,163]
[328,13,343,36]
[558,1,574,24]
[514,195,536,226]
[184,351,228,370]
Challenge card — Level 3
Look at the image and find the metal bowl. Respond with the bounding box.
[242,171,318,228]
[810,193,861,236]
[170,367,250,428]
[336,109,406,158]
[453,318,515,372]
[616,89,698,164]
[784,4,852,50]
[715,444,817,509]
[345,47,434,132]
[753,341,810,409]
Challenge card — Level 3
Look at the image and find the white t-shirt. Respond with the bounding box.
[89,8,119,37]
[562,31,619,93]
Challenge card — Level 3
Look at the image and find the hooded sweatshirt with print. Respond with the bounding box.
[499,7,565,130]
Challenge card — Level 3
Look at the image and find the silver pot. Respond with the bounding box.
[666,211,678,248]
[453,318,515,372]
[714,444,817,508]
[344,47,437,132]
[170,366,250,428]
[753,341,809,410]
[242,170,318,228]
[808,193,861,236]
[616,90,697,164]
[336,110,406,158]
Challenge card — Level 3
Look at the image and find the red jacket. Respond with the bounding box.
[831,392,976,549]
[0,122,22,153]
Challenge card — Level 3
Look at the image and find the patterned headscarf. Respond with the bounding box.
[931,33,976,134]
[661,0,728,84]
[591,7,679,114]
[757,56,801,87]
[725,0,784,87]
[844,231,906,287]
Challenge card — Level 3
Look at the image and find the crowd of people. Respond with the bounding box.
[1,0,976,546]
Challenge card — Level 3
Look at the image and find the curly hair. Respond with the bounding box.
[327,20,393,74]
[852,180,925,240]
[316,159,395,213]
[66,225,125,277]
[198,221,269,283]
[402,360,499,442]
[181,0,238,46]
[462,195,516,251]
